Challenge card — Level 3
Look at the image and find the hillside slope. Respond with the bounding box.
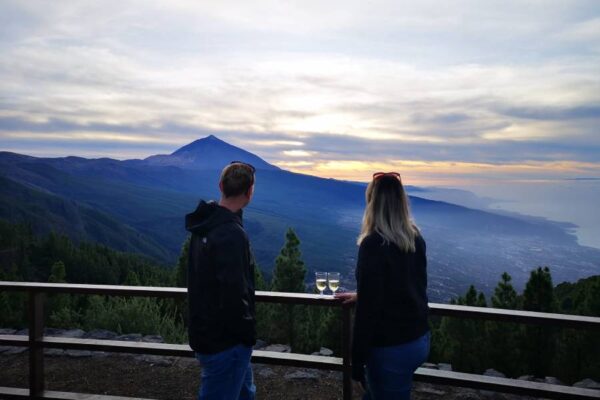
[0,175,171,261]
[1,136,599,300]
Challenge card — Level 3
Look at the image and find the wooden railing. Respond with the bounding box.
[0,281,599,400]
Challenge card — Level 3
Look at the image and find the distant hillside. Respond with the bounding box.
[1,135,599,301]
[0,175,171,261]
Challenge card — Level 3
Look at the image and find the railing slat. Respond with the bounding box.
[0,281,187,298]
[42,390,155,400]
[252,350,343,370]
[0,386,162,400]
[42,337,193,356]
[0,334,28,346]
[3,336,343,370]
[0,387,29,399]
[429,303,600,330]
[415,367,600,399]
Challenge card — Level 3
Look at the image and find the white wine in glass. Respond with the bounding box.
[315,272,327,296]
[328,272,340,294]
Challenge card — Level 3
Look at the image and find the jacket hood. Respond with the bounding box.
[185,200,243,235]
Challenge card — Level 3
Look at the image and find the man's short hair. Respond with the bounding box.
[220,163,255,198]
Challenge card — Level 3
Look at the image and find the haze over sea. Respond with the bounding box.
[433,179,600,249]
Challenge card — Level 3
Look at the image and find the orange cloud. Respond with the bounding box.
[273,159,600,186]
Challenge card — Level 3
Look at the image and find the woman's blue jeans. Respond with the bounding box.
[195,344,256,400]
[364,331,431,400]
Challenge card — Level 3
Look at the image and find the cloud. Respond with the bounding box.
[274,158,600,186]
[498,105,600,120]
[1,1,599,182]
[555,16,600,43]
[282,150,313,157]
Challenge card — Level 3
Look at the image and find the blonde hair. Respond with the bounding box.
[357,174,419,252]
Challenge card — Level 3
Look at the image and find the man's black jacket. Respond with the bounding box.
[186,200,256,354]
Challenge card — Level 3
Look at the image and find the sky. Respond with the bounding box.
[1,0,600,185]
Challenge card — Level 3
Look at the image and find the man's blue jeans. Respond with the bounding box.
[195,344,256,400]
[364,331,431,400]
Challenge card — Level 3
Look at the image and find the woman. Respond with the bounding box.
[337,172,430,400]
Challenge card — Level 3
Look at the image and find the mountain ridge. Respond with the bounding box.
[1,135,599,301]
[0,175,171,260]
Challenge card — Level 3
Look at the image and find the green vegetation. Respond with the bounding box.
[0,218,598,382]
[0,219,184,342]
[431,269,600,383]
[260,228,343,354]
[435,285,488,372]
[0,175,172,261]
[268,228,306,349]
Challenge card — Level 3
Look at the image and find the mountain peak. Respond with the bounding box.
[144,135,278,170]
[171,134,225,155]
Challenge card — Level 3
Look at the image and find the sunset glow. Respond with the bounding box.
[275,159,600,185]
[0,1,599,183]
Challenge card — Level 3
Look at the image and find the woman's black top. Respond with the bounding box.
[352,231,429,381]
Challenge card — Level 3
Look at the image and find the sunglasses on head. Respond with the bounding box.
[230,161,256,174]
[373,172,401,180]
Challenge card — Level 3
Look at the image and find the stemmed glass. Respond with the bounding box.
[328,272,340,295]
[315,272,327,297]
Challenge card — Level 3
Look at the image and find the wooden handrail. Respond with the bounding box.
[428,303,600,330]
[2,281,599,328]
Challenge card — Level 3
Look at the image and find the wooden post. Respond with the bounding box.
[29,291,45,398]
[342,304,353,400]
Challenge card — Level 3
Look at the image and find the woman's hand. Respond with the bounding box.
[335,292,357,304]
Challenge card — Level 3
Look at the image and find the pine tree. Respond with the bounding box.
[523,267,555,312]
[48,261,79,328]
[291,284,342,354]
[253,263,273,341]
[491,272,518,309]
[170,236,191,329]
[254,264,268,291]
[269,228,307,350]
[521,266,556,377]
[175,236,190,288]
[438,285,488,372]
[584,278,600,316]
[314,304,342,355]
[576,278,600,380]
[487,272,519,376]
[0,267,26,327]
[48,260,67,283]
[124,270,141,286]
[271,228,306,293]
[551,276,600,382]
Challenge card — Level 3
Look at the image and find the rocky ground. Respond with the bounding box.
[1,328,598,399]
[3,351,587,400]
[0,352,545,400]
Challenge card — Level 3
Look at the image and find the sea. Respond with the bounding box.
[454,179,600,250]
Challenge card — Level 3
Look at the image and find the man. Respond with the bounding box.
[186,161,257,400]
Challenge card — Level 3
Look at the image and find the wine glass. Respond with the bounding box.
[328,272,340,295]
[315,272,327,297]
